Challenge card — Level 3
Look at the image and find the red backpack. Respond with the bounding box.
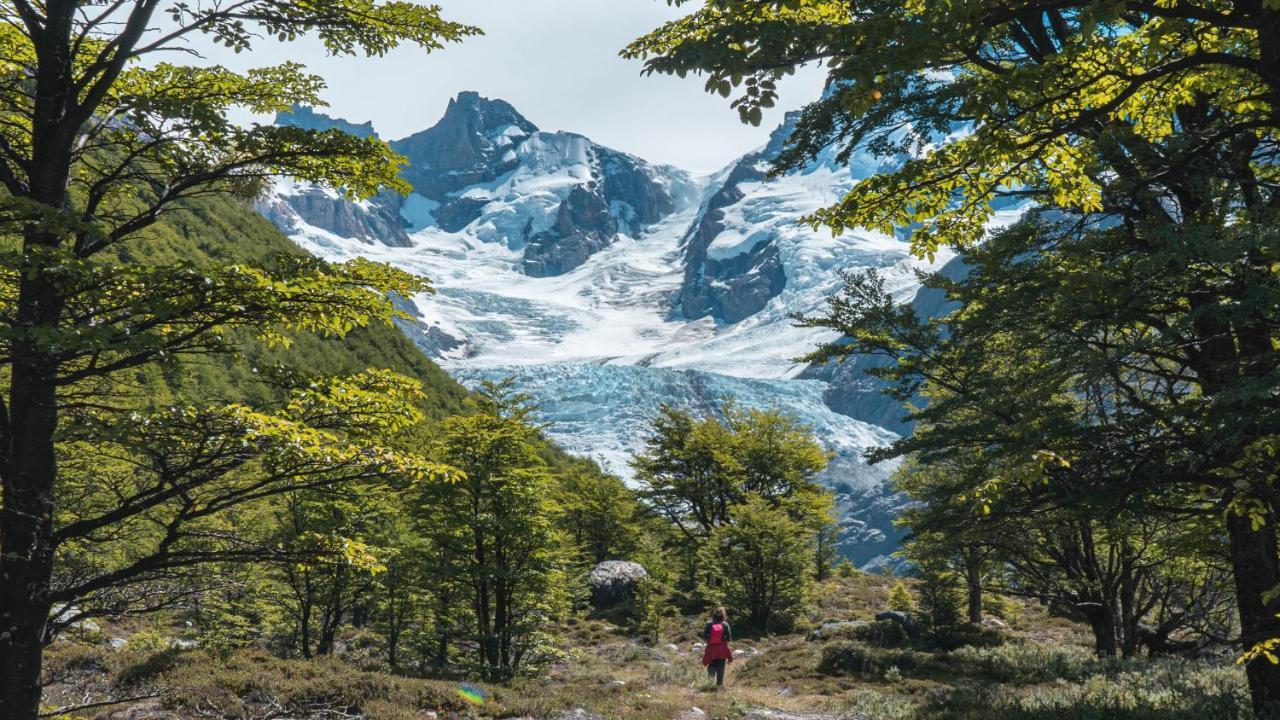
[709,622,725,645]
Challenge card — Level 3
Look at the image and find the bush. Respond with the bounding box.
[157,650,474,718]
[919,660,1249,720]
[820,642,921,676]
[853,619,912,647]
[947,642,1101,683]
[631,578,668,643]
[915,560,964,634]
[983,592,1019,622]
[930,623,1004,651]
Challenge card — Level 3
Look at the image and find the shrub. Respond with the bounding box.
[948,642,1100,683]
[914,560,963,634]
[887,580,914,612]
[631,578,667,643]
[983,592,1019,622]
[820,643,921,676]
[853,619,911,647]
[930,623,1004,651]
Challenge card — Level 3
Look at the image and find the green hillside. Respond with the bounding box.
[107,193,470,421]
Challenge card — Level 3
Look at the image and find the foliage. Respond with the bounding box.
[633,404,834,591]
[699,496,815,633]
[0,1,481,716]
[627,0,1278,256]
[631,578,669,644]
[412,380,569,679]
[630,0,1280,707]
[888,581,914,613]
[553,466,645,565]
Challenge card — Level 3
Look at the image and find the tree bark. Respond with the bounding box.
[0,234,70,719]
[963,550,983,624]
[1227,511,1280,720]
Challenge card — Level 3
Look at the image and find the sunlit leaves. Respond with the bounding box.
[628,0,1276,255]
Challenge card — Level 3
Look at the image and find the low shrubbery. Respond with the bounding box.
[837,649,1250,720]
[820,642,925,676]
[154,650,479,719]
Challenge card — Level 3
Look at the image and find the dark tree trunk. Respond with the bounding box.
[963,550,983,624]
[1081,603,1119,657]
[1227,511,1280,720]
[0,227,71,720]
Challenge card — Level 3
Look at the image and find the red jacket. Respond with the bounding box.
[701,621,734,665]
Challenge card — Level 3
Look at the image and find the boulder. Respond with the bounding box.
[874,611,921,639]
[588,560,648,608]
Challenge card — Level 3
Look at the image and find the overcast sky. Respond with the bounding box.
[195,0,826,173]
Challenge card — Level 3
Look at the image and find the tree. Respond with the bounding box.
[633,405,744,542]
[629,3,1280,712]
[913,559,964,637]
[553,466,644,565]
[700,496,814,633]
[0,3,477,716]
[413,380,567,679]
[887,581,913,613]
[633,404,834,586]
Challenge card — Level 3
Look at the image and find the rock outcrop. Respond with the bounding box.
[587,560,648,608]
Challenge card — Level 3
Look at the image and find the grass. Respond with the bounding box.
[40,573,1253,720]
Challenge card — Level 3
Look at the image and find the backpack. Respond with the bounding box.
[709,622,725,645]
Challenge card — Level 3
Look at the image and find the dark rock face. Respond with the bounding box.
[433,196,490,233]
[588,560,648,608]
[596,147,680,228]
[523,186,619,277]
[677,113,800,324]
[257,187,410,248]
[390,91,538,202]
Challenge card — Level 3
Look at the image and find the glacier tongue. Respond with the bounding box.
[452,363,906,568]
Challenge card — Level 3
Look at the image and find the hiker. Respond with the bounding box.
[701,606,733,691]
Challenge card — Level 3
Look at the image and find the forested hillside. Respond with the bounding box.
[106,194,470,420]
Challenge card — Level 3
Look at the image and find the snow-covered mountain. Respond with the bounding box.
[260,93,955,567]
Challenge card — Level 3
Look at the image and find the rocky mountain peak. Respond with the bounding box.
[275,104,378,139]
[390,92,538,200]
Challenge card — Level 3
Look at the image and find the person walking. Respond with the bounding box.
[701,607,734,691]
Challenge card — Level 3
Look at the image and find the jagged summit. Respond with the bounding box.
[265,92,699,277]
[392,92,540,202]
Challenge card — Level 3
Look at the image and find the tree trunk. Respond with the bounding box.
[1227,511,1280,719]
[963,551,983,624]
[0,244,69,720]
[1081,603,1119,657]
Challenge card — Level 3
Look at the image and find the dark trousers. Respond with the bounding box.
[707,658,726,686]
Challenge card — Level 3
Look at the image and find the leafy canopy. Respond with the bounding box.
[626,0,1279,255]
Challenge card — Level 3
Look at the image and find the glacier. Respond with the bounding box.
[263,94,958,567]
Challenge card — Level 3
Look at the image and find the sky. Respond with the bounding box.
[194,0,827,173]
